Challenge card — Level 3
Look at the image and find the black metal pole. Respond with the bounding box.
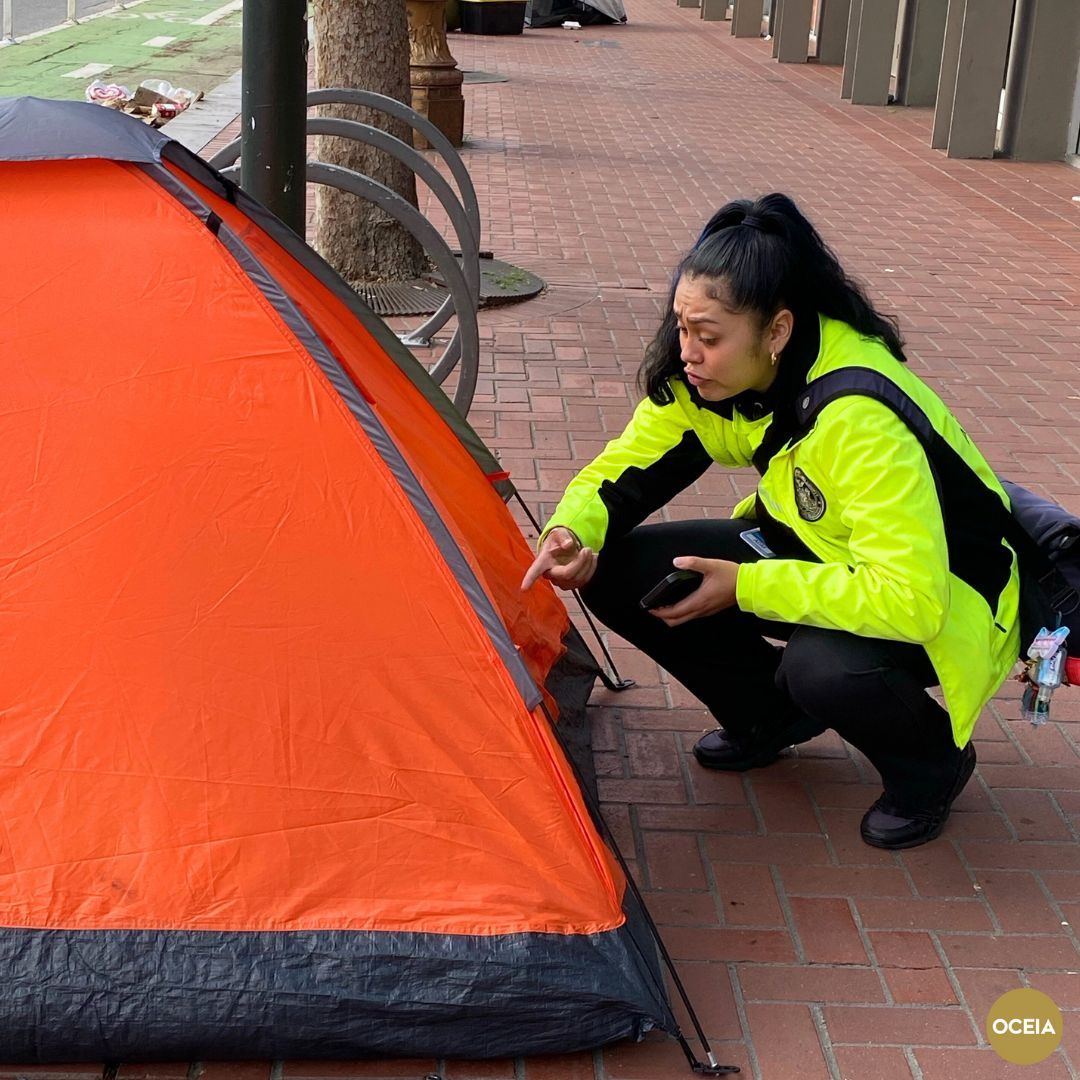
[241,0,308,236]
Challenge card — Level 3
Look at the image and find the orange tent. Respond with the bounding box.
[0,97,681,1062]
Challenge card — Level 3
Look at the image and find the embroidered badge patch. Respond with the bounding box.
[793,467,826,522]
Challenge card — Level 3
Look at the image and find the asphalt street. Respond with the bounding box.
[0,0,241,100]
[6,0,115,40]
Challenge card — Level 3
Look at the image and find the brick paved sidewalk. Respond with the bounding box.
[437,12,1080,1075]
[22,4,1080,1079]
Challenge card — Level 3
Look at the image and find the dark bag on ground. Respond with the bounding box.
[998,480,1080,653]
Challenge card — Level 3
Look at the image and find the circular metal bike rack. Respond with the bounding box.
[208,88,483,415]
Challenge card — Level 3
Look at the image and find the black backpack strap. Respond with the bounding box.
[791,367,1036,560]
[750,404,797,475]
[791,367,939,448]
[787,367,1077,639]
[751,367,941,476]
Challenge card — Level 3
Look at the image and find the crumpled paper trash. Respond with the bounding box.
[86,78,203,126]
[85,81,132,108]
[131,80,199,113]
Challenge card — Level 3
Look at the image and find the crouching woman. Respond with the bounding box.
[521,193,1020,850]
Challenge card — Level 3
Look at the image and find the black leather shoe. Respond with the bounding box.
[860,743,977,850]
[693,713,824,772]
[692,727,785,771]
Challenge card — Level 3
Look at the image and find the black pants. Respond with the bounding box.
[580,520,964,811]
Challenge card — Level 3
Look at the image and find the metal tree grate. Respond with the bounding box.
[357,256,544,317]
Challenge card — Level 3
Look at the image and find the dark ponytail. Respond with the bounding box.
[639,193,905,403]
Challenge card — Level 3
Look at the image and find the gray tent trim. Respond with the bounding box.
[0,96,165,162]
[138,160,544,710]
[0,97,542,712]
[0,98,536,700]
[0,96,509,498]
[168,146,515,500]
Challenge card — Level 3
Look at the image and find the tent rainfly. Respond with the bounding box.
[0,96,726,1071]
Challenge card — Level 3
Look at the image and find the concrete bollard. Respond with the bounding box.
[731,0,763,36]
[775,0,812,61]
[701,0,731,20]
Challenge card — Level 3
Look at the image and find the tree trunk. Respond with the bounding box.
[313,0,427,283]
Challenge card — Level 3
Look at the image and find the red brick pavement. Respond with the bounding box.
[31,3,1080,1078]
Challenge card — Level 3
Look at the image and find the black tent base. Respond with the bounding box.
[0,925,668,1061]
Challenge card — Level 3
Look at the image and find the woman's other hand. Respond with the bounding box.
[520,527,598,592]
[651,555,739,626]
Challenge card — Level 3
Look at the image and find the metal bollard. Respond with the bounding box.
[2,0,13,44]
[67,0,77,23]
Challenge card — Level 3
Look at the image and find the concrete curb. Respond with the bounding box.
[166,13,317,157]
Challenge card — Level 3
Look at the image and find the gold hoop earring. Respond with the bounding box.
[770,352,778,367]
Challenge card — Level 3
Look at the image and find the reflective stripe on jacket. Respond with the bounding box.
[544,316,1020,745]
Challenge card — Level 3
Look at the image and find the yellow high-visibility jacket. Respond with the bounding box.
[544,315,1020,745]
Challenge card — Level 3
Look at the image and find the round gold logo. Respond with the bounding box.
[987,989,1062,1065]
